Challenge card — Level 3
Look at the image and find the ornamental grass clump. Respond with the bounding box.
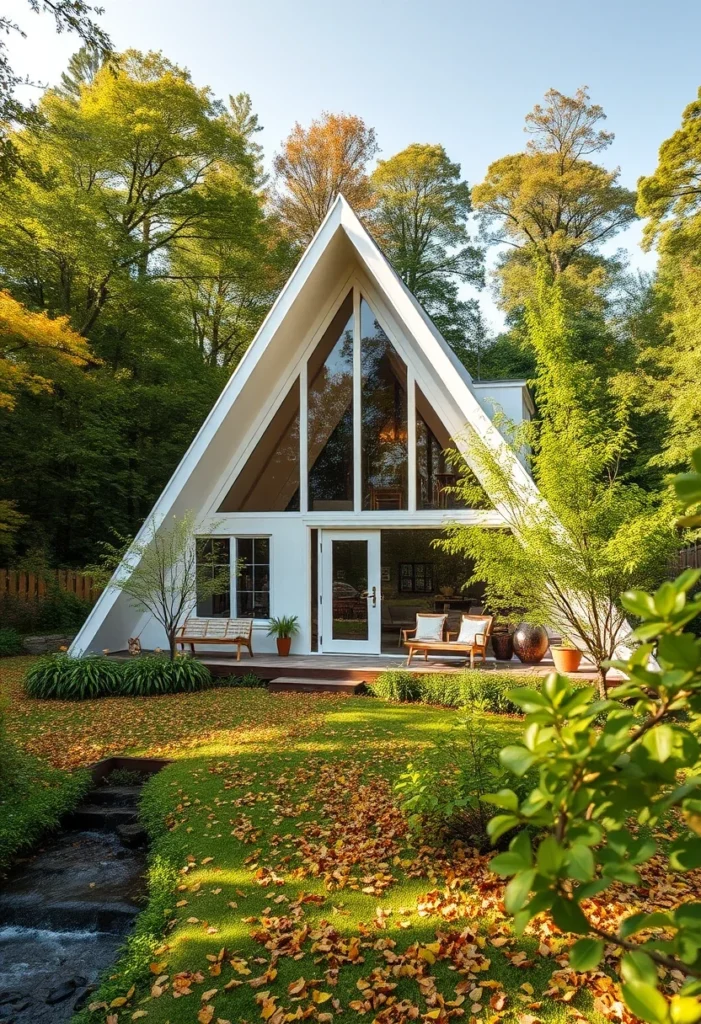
[119,654,211,696]
[25,652,123,700]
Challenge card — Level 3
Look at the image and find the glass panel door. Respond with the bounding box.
[320,531,381,653]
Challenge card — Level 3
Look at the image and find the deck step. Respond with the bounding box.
[268,676,365,695]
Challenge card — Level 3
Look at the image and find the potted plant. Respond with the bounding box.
[550,636,583,673]
[267,615,299,657]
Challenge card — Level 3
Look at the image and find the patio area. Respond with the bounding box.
[109,649,613,684]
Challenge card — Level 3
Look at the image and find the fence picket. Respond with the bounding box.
[0,569,101,603]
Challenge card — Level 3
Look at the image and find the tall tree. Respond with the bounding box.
[0,0,111,179]
[370,143,484,355]
[272,112,378,245]
[473,87,637,310]
[637,86,701,470]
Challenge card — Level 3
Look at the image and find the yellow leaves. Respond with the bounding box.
[149,961,167,974]
[201,856,214,865]
[110,996,128,1008]
[198,1005,215,1024]
[287,977,306,996]
[131,1012,148,1020]
[201,988,218,1002]
[0,290,93,410]
[312,991,332,1004]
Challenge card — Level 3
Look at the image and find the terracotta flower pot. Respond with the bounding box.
[276,637,292,657]
[491,632,514,661]
[551,646,583,673]
[513,623,549,664]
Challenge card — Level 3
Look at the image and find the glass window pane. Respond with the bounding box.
[218,380,300,512]
[416,385,488,510]
[331,539,368,641]
[235,537,270,619]
[308,293,354,511]
[360,298,408,510]
[195,537,230,617]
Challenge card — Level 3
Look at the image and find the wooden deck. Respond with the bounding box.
[109,650,612,684]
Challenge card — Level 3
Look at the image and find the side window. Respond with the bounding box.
[236,538,270,618]
[195,538,231,617]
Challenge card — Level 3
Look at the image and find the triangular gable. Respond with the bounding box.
[71,195,540,655]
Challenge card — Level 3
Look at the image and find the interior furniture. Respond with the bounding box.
[403,613,494,668]
[369,487,404,510]
[176,617,254,661]
[382,603,428,646]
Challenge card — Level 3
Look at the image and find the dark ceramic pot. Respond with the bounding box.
[491,632,514,662]
[513,623,549,664]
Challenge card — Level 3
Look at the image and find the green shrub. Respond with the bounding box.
[24,652,123,699]
[119,654,211,696]
[0,591,93,634]
[0,627,23,657]
[368,669,540,715]
[221,671,266,688]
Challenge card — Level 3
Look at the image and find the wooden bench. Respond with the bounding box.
[402,613,494,669]
[175,618,254,661]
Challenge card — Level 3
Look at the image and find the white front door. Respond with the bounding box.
[320,531,381,654]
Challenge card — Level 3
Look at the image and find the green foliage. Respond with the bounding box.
[0,704,90,868]
[119,655,212,696]
[0,591,92,633]
[395,710,531,849]
[25,651,122,699]
[473,87,636,311]
[370,142,484,356]
[266,615,300,639]
[368,669,541,715]
[24,650,212,698]
[0,626,23,656]
[440,269,678,690]
[222,671,266,688]
[110,512,229,658]
[486,451,701,1022]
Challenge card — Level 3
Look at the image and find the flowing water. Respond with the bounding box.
[0,779,151,1023]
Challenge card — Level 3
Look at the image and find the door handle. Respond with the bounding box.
[361,586,377,607]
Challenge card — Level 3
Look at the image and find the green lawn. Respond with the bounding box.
[0,656,689,1024]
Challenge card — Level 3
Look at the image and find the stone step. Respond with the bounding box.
[0,894,139,933]
[268,676,365,695]
[89,786,142,808]
[67,806,138,832]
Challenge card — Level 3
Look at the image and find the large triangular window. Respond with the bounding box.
[307,293,354,511]
[415,385,491,509]
[218,379,300,512]
[360,297,408,510]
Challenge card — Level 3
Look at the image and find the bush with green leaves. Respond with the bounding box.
[395,707,533,849]
[119,654,212,696]
[221,672,266,688]
[369,669,544,715]
[25,652,123,699]
[0,627,23,657]
[484,450,701,1024]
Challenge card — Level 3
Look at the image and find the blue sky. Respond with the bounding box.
[6,0,701,328]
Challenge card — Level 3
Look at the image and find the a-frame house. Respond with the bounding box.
[71,196,538,658]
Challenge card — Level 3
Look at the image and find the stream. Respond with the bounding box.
[0,762,164,1023]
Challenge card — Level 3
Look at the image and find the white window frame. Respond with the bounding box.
[233,535,272,621]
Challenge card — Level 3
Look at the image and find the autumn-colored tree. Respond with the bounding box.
[370,143,484,356]
[0,289,92,410]
[272,112,378,245]
[473,87,637,310]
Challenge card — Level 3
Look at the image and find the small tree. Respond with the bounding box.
[108,511,230,659]
[487,450,701,1024]
[439,270,678,694]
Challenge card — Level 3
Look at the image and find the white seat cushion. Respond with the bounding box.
[414,614,446,642]
[457,617,491,645]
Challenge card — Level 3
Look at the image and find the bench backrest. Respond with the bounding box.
[179,617,253,640]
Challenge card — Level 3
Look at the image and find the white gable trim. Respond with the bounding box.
[70,195,539,656]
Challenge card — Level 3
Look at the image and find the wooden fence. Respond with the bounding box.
[670,541,701,576]
[0,569,102,603]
